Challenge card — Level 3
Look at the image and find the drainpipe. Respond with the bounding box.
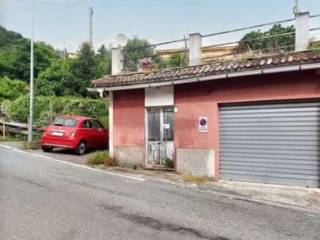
[188,33,202,66]
[295,12,310,51]
[108,91,114,159]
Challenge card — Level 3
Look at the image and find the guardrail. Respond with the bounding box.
[0,120,29,139]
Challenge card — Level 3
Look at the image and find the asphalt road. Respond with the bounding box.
[0,146,319,240]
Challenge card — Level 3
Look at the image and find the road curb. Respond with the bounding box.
[149,175,320,215]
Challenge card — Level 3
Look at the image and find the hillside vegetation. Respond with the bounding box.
[0,25,110,127]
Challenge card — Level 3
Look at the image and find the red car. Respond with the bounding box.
[40,116,108,155]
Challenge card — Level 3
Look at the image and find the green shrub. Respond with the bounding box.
[0,77,28,101]
[0,100,12,120]
[87,151,108,165]
[8,95,30,122]
[2,95,108,127]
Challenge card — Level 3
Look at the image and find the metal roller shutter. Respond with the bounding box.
[219,101,320,187]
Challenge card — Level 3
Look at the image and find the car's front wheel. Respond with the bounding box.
[42,146,53,152]
[75,141,86,155]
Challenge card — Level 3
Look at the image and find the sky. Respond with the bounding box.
[1,0,320,52]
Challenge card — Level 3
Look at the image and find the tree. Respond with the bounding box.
[123,37,154,71]
[36,58,79,96]
[0,37,59,82]
[96,44,111,76]
[69,42,99,96]
[36,43,107,97]
[239,24,295,53]
[0,25,23,49]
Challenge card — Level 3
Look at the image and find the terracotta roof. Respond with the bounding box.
[92,50,320,88]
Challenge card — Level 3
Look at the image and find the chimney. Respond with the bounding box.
[188,33,202,66]
[295,12,310,51]
[111,47,124,75]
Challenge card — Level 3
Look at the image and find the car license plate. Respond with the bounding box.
[51,131,64,136]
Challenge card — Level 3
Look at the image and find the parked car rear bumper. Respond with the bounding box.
[40,136,78,149]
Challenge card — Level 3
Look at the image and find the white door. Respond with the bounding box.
[147,107,174,169]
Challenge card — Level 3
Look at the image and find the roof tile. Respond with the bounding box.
[92,51,320,88]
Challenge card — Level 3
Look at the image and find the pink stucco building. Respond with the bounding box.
[92,50,320,187]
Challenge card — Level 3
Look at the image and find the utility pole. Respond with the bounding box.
[89,7,94,48]
[28,0,34,143]
[293,0,299,14]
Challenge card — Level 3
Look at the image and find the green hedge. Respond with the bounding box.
[1,95,109,127]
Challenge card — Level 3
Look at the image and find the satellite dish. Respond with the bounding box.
[116,33,128,47]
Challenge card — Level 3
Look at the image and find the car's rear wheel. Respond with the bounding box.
[42,146,53,152]
[75,141,86,155]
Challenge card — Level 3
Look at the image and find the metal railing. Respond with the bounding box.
[120,14,320,73]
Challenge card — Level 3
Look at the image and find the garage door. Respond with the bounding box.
[219,101,320,187]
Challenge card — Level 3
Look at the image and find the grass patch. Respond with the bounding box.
[87,151,108,165]
[22,141,40,150]
[87,151,117,167]
[182,174,207,184]
[0,136,17,142]
[0,133,26,142]
[0,130,42,143]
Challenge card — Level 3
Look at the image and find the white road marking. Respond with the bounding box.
[0,144,146,182]
[0,144,12,150]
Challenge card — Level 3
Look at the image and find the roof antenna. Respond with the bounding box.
[115,33,128,48]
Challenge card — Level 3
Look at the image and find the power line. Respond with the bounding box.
[202,18,295,38]
[310,27,320,32]
[11,28,320,55]
[123,17,297,53]
[123,38,186,53]
[123,13,320,53]
[203,31,295,49]
[202,44,296,62]
[310,13,320,18]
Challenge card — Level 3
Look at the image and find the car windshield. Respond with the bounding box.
[53,118,78,127]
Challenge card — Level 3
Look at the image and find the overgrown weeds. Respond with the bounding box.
[22,141,40,150]
[182,174,208,184]
[87,151,117,167]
